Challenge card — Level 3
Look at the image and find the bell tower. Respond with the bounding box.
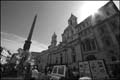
[48,32,57,48]
[68,13,77,26]
[51,32,57,46]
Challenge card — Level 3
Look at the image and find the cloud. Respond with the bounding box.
[1,32,47,53]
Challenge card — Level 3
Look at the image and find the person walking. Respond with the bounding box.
[24,63,32,80]
[31,67,39,80]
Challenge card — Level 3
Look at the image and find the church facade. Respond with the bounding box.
[33,1,120,78]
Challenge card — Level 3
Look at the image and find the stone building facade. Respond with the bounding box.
[33,1,120,78]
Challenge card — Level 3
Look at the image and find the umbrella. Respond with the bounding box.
[79,77,91,80]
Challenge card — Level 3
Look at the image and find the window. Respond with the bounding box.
[97,61,103,67]
[71,47,76,62]
[102,36,112,47]
[82,42,86,51]
[53,67,57,74]
[72,47,75,53]
[83,23,85,28]
[86,55,96,61]
[58,66,64,75]
[111,56,117,61]
[84,30,87,36]
[60,54,63,64]
[99,27,105,35]
[91,39,97,50]
[56,57,58,64]
[90,28,92,33]
[86,29,89,34]
[98,24,109,36]
[72,55,76,62]
[99,69,105,73]
[110,19,117,32]
[106,10,111,16]
[116,34,120,46]
[86,21,89,27]
[81,32,83,36]
[71,29,74,35]
[105,6,115,17]
[85,39,91,51]
[70,20,72,25]
[79,33,81,36]
[83,39,96,51]
[79,27,81,30]
[105,39,111,46]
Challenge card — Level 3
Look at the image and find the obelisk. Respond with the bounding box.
[23,14,37,51]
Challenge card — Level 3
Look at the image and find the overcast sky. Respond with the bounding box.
[1,1,119,53]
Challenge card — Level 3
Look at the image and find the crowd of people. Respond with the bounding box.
[1,63,18,78]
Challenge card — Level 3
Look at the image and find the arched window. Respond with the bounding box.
[86,55,96,61]
[98,25,108,36]
[71,47,76,63]
[72,55,76,63]
[110,19,117,32]
[99,27,105,35]
[85,39,91,51]
[81,42,86,51]
[102,36,113,47]
[91,39,97,50]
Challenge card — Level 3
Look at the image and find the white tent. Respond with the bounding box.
[79,77,91,80]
